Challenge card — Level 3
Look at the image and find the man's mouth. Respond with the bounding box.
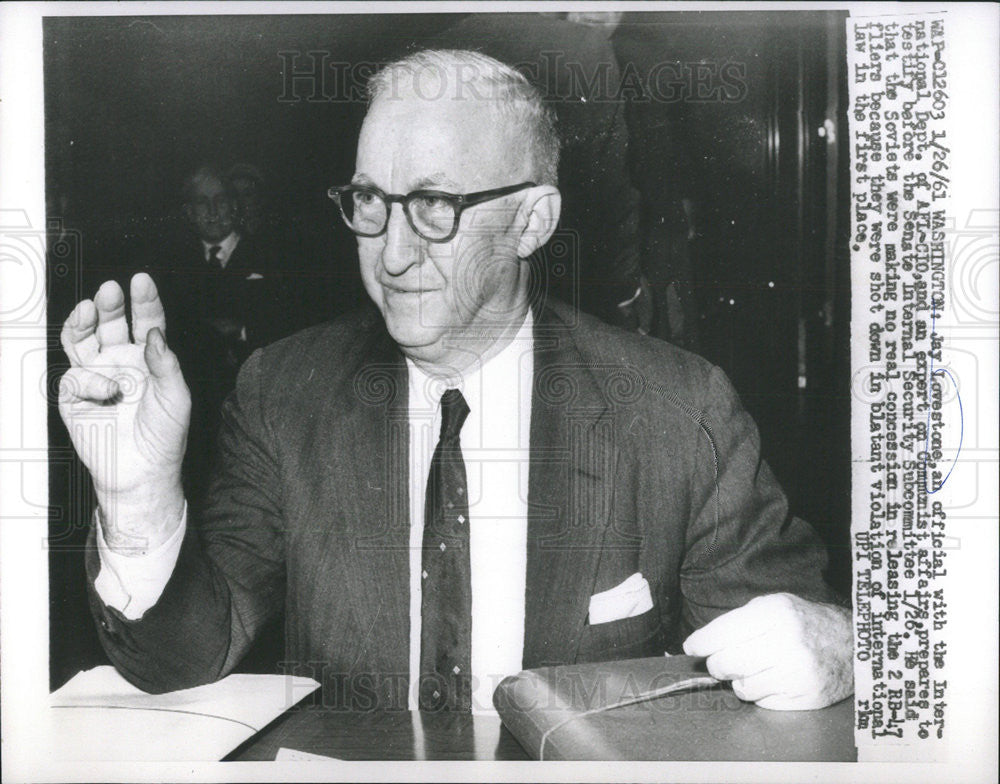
[382,283,439,296]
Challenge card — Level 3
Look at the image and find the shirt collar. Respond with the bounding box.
[202,231,240,268]
[406,310,534,418]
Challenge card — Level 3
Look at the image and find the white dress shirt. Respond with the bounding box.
[202,230,240,268]
[405,311,534,713]
[94,311,535,715]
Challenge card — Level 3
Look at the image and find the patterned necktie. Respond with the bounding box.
[419,388,472,712]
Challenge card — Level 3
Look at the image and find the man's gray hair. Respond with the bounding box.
[367,49,560,186]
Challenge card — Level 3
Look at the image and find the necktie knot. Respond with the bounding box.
[439,389,469,442]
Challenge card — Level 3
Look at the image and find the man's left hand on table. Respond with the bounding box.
[683,592,854,710]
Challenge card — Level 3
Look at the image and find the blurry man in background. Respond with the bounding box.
[146,164,299,506]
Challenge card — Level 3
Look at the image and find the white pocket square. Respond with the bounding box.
[588,572,654,625]
[245,272,264,280]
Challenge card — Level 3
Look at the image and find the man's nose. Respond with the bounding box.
[380,203,422,275]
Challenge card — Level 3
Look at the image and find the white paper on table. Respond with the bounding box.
[275,747,342,761]
[47,665,319,762]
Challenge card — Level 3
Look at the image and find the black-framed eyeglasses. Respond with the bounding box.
[327,181,536,243]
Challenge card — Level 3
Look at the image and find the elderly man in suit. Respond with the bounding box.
[59,49,852,714]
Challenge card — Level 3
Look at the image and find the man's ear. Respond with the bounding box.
[516,185,562,258]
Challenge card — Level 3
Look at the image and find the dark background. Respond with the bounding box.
[46,11,852,689]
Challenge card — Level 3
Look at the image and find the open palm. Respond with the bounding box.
[59,274,191,499]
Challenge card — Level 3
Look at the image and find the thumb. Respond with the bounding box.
[144,328,188,399]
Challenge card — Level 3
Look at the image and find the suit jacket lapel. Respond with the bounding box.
[522,304,616,668]
[337,313,412,683]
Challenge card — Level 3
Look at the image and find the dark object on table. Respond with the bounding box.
[494,655,857,761]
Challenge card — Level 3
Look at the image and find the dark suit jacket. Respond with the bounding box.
[87,300,837,707]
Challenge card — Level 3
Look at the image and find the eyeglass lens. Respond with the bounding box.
[343,189,456,240]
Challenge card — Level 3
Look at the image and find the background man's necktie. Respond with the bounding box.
[207,245,222,267]
[419,388,472,712]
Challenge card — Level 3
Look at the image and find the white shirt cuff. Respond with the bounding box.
[93,504,187,621]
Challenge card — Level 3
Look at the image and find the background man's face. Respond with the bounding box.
[354,78,532,368]
[186,174,236,244]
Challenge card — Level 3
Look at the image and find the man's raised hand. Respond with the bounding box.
[683,593,854,710]
[59,273,190,554]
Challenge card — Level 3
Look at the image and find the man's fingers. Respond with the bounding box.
[704,633,787,681]
[65,277,166,359]
[753,692,824,711]
[683,598,780,656]
[130,272,166,344]
[730,667,783,705]
[94,280,130,348]
[61,299,100,367]
[59,367,120,405]
[144,328,189,405]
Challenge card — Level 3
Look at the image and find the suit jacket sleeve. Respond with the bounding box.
[85,349,286,693]
[677,365,841,637]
